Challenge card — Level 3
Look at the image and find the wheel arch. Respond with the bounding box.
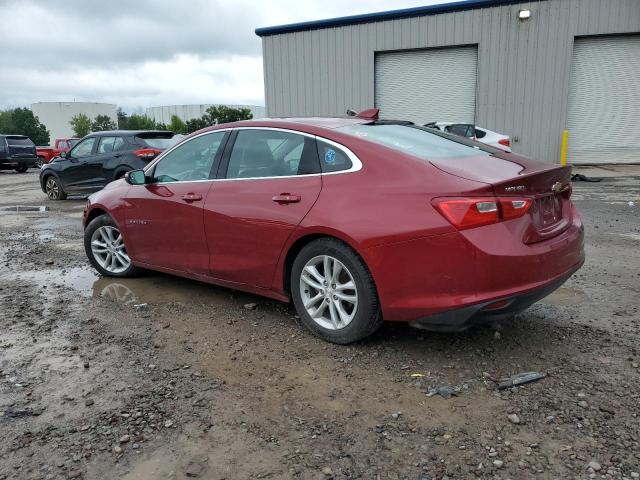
[276,229,371,297]
[85,206,109,226]
[40,171,63,192]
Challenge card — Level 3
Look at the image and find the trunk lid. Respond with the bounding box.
[430,152,573,243]
[6,136,37,158]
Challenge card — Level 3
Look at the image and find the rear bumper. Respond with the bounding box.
[363,204,585,324]
[408,260,582,331]
[0,157,38,169]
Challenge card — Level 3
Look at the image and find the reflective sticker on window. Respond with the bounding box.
[324,148,336,165]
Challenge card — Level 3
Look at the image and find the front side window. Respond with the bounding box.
[97,136,125,154]
[152,131,225,183]
[70,137,96,158]
[225,129,320,179]
[338,124,490,159]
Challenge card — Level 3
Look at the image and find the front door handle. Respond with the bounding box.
[181,193,203,203]
[272,193,301,204]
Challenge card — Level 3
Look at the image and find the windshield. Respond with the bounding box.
[7,137,34,146]
[337,124,491,159]
[136,135,175,149]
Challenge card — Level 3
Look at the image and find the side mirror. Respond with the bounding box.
[125,169,147,185]
[59,151,67,159]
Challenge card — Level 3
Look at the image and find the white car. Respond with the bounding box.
[424,121,512,152]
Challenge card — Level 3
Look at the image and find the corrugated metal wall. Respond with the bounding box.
[261,0,640,163]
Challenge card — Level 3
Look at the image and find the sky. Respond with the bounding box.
[0,0,445,112]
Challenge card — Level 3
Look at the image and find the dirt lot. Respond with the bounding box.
[0,170,639,480]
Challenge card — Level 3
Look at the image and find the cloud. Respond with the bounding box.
[0,0,442,111]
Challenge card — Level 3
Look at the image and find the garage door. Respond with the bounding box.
[567,36,640,164]
[375,46,477,125]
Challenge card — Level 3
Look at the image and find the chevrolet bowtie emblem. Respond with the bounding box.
[551,181,563,193]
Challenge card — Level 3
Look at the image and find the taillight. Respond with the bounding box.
[433,197,532,230]
[134,148,162,160]
[498,138,511,147]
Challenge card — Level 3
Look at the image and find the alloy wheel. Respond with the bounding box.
[45,177,60,200]
[90,226,131,274]
[299,255,358,330]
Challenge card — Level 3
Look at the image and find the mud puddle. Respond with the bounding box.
[4,265,257,308]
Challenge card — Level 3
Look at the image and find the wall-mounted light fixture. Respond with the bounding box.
[518,9,531,20]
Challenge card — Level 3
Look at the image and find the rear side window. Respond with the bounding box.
[6,137,34,146]
[97,136,125,154]
[316,140,352,173]
[339,124,490,159]
[446,125,473,138]
[225,129,320,179]
[474,128,487,139]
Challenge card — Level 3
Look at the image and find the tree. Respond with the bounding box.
[117,108,129,129]
[91,115,117,132]
[168,115,187,134]
[125,114,158,130]
[185,117,208,133]
[0,108,50,145]
[70,113,92,138]
[202,105,253,126]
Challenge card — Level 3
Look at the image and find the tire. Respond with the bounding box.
[84,214,140,278]
[15,164,28,173]
[44,175,67,200]
[115,169,131,180]
[291,238,382,344]
[35,157,45,168]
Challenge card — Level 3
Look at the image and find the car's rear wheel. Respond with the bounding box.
[291,238,382,344]
[84,214,139,277]
[15,164,28,173]
[35,156,45,168]
[44,176,67,200]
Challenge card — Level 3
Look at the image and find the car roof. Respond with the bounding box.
[86,130,173,136]
[247,117,372,129]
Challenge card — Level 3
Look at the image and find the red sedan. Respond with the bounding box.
[82,110,584,344]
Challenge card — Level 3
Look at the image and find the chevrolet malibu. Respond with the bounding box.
[82,110,584,344]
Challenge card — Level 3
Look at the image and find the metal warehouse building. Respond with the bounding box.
[31,102,118,143]
[256,0,640,164]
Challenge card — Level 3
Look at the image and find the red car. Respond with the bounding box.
[82,110,584,344]
[36,138,79,166]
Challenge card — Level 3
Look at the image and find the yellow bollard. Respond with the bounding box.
[559,129,569,166]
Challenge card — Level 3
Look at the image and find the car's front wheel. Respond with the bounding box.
[291,238,382,344]
[44,175,67,200]
[35,156,45,168]
[84,214,139,277]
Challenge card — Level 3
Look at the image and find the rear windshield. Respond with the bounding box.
[337,124,491,159]
[6,137,34,146]
[136,135,175,149]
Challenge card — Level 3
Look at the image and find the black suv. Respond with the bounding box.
[0,135,38,173]
[39,130,175,200]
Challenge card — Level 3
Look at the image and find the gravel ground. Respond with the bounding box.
[0,170,638,480]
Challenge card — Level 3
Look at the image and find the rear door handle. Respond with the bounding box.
[181,193,203,203]
[272,194,301,204]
